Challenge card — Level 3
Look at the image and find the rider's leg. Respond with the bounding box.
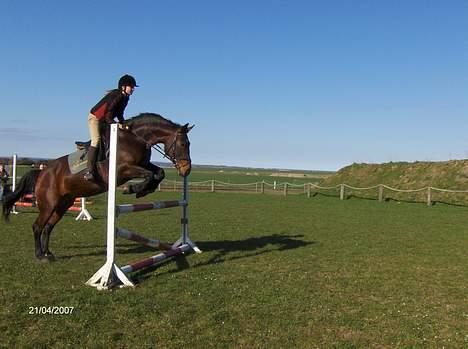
[84,114,100,181]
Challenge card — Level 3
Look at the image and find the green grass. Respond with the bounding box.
[1,191,467,348]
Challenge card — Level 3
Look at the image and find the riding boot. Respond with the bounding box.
[83,146,98,181]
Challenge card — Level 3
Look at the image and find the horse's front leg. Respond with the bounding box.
[119,164,157,198]
[132,163,165,198]
[145,162,165,192]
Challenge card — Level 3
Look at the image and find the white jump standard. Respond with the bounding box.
[86,124,201,290]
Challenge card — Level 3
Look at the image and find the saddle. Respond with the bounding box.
[74,140,108,162]
[75,123,110,162]
[75,141,91,150]
[68,140,108,175]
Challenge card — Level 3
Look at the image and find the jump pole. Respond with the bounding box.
[86,124,134,290]
[75,197,93,221]
[10,154,92,220]
[86,124,200,290]
[11,153,18,214]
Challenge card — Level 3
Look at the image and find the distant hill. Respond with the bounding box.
[320,160,468,190]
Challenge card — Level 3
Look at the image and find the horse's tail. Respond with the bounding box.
[2,170,41,221]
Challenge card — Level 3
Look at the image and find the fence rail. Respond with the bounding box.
[152,179,468,206]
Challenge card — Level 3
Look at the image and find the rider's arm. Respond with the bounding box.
[106,91,127,124]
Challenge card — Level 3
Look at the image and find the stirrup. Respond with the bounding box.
[83,171,95,181]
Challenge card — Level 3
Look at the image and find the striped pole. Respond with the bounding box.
[116,228,168,250]
[117,200,187,215]
[16,195,92,219]
[121,244,191,273]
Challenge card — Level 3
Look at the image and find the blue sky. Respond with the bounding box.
[0,1,466,171]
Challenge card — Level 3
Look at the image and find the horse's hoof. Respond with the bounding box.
[44,253,56,262]
[36,253,55,262]
[36,255,51,263]
[122,186,133,195]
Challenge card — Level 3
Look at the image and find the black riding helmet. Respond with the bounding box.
[118,74,139,89]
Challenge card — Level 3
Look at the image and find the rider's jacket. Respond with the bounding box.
[90,89,129,123]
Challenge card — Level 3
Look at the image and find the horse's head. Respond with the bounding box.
[165,123,194,177]
[126,113,195,176]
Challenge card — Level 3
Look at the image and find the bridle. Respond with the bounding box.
[124,125,189,169]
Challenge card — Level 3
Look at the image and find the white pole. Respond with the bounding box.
[75,197,93,221]
[86,124,134,289]
[173,175,201,253]
[106,128,118,265]
[11,154,18,214]
[12,154,17,191]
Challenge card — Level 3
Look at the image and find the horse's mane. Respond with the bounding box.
[126,113,181,129]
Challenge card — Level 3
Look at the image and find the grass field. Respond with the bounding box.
[1,188,467,348]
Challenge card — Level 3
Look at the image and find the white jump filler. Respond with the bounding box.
[86,123,201,290]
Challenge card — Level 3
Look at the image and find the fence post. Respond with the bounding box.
[340,184,345,200]
[284,183,288,196]
[11,153,18,214]
[307,183,311,198]
[427,187,432,206]
[261,181,265,194]
[211,180,215,193]
[274,181,277,190]
[378,185,384,202]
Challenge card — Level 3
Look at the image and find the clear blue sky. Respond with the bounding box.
[0,1,466,171]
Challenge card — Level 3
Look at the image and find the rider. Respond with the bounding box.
[84,74,138,181]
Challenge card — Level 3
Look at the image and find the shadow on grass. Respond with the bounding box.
[196,233,314,263]
[130,234,315,284]
[59,234,314,285]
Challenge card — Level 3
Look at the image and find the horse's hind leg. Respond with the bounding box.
[32,209,55,261]
[40,198,75,261]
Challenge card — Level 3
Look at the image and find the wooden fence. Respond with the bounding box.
[156,180,468,206]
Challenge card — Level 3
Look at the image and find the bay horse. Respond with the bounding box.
[2,113,193,262]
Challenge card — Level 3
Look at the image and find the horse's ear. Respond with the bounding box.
[181,123,194,133]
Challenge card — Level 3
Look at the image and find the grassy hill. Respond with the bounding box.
[321,160,468,189]
[319,160,468,205]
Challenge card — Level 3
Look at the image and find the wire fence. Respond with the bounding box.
[156,179,468,206]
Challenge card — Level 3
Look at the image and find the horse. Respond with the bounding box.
[2,113,193,262]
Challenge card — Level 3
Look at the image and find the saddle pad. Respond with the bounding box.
[68,148,88,174]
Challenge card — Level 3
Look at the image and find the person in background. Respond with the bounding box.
[83,74,138,181]
[0,163,9,200]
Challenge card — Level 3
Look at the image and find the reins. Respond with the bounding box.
[121,124,180,166]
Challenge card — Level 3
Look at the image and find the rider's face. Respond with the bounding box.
[122,85,135,95]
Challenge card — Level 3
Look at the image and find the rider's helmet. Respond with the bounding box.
[118,74,139,89]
